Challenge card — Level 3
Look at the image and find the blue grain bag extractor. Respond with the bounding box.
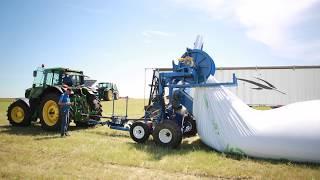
[129,36,237,148]
[87,37,237,148]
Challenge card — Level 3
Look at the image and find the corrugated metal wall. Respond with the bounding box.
[215,66,320,106]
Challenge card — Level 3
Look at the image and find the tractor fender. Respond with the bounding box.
[40,86,63,99]
[81,87,95,95]
[25,88,32,98]
[15,98,30,107]
[91,89,98,94]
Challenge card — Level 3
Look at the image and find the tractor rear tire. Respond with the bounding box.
[153,120,182,148]
[88,94,102,121]
[74,94,102,128]
[183,116,197,137]
[40,93,62,131]
[105,90,113,101]
[7,100,31,126]
[130,121,151,143]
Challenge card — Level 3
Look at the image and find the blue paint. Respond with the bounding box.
[145,48,237,127]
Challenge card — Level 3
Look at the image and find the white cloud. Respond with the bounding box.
[235,0,317,48]
[174,0,320,61]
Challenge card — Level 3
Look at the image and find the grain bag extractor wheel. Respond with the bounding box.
[130,121,151,143]
[153,120,182,148]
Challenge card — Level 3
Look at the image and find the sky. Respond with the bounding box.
[0,0,319,98]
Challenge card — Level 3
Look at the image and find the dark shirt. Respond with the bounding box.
[59,92,71,113]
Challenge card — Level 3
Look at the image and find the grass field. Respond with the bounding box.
[0,98,319,179]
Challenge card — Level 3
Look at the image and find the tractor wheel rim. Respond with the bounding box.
[11,106,25,123]
[133,126,145,139]
[43,100,59,126]
[159,129,172,143]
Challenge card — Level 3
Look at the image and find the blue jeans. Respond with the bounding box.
[61,111,69,135]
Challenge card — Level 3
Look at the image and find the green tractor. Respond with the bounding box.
[97,82,119,101]
[7,66,102,130]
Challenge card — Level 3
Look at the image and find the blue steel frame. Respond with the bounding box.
[150,69,237,123]
[145,47,238,125]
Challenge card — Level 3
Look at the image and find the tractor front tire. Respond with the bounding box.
[130,121,151,143]
[153,120,182,148]
[7,100,31,126]
[105,90,113,101]
[40,93,62,131]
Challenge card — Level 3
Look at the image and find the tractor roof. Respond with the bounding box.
[44,67,83,74]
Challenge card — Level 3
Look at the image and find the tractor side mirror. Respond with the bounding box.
[33,70,37,77]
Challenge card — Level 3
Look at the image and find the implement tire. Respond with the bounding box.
[7,100,31,126]
[183,116,197,137]
[130,121,150,143]
[153,120,182,148]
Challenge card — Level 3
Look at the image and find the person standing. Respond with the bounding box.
[59,85,72,137]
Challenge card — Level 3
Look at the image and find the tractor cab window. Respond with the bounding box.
[32,67,44,87]
[63,74,84,86]
[105,83,111,88]
[71,75,79,86]
[99,83,107,88]
[45,72,60,86]
[52,73,60,85]
[45,73,53,86]
[62,75,73,86]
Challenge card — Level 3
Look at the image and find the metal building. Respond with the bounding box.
[215,66,320,107]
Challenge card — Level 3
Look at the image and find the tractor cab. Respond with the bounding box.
[26,67,85,99]
[32,67,84,88]
[97,82,119,101]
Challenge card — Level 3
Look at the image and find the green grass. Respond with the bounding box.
[0,99,319,179]
[252,106,273,110]
[101,98,146,118]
